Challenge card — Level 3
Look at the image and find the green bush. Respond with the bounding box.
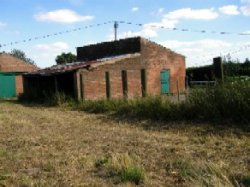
[187,82,250,123]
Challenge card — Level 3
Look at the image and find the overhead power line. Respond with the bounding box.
[191,43,250,65]
[0,21,113,49]
[116,21,250,36]
[0,20,250,50]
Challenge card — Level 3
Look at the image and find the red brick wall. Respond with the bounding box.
[82,68,107,100]
[75,38,185,100]
[15,75,23,95]
[0,53,38,72]
[140,38,186,95]
[127,70,142,98]
[78,55,145,100]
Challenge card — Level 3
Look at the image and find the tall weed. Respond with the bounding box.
[19,81,250,124]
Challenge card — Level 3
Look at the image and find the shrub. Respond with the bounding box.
[187,82,250,123]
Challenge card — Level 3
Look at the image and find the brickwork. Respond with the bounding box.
[0,53,38,96]
[78,54,145,100]
[75,37,185,100]
[0,53,38,72]
[140,38,186,95]
[15,75,24,95]
[23,37,185,100]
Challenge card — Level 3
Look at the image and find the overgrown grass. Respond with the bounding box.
[19,81,250,125]
[166,159,233,186]
[75,81,250,125]
[95,153,144,185]
[186,82,250,123]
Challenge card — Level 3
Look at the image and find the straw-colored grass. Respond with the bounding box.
[0,101,249,186]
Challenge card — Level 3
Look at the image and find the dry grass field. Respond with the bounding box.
[0,101,249,186]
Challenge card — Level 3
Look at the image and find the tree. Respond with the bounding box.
[9,49,35,65]
[55,52,76,65]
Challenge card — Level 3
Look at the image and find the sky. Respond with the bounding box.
[0,0,250,68]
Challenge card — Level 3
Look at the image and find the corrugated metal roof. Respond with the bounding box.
[26,53,140,76]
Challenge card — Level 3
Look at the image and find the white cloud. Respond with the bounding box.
[219,5,240,15]
[108,8,220,41]
[107,24,159,40]
[119,8,218,40]
[161,39,231,50]
[240,0,250,15]
[34,9,94,24]
[149,8,218,36]
[35,42,69,51]
[160,39,233,67]
[240,6,250,15]
[239,30,250,35]
[0,21,7,28]
[131,7,139,12]
[32,42,71,67]
[165,8,218,21]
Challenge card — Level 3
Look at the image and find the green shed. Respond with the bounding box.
[0,53,38,99]
[0,72,16,98]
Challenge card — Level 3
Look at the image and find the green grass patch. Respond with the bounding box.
[95,153,144,185]
[121,165,144,185]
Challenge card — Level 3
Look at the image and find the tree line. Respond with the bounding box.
[187,57,250,81]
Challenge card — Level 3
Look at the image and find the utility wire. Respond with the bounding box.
[116,21,250,36]
[190,43,250,66]
[1,20,250,64]
[1,20,250,49]
[0,21,113,49]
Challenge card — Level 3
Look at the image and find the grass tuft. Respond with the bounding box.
[121,165,144,185]
[95,153,144,185]
[166,158,233,186]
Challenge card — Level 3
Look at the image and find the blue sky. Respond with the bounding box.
[0,0,250,68]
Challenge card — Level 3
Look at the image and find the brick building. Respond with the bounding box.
[23,37,185,100]
[0,53,38,98]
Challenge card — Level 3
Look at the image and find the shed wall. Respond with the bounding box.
[16,75,23,95]
[75,40,186,100]
[78,56,145,100]
[140,39,186,95]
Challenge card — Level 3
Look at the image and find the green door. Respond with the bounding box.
[160,70,170,94]
[0,73,16,98]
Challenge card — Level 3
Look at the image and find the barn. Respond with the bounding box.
[0,53,38,98]
[23,37,185,100]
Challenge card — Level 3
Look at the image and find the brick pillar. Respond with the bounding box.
[74,71,81,100]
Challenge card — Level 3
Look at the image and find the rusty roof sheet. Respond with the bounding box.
[26,53,140,76]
